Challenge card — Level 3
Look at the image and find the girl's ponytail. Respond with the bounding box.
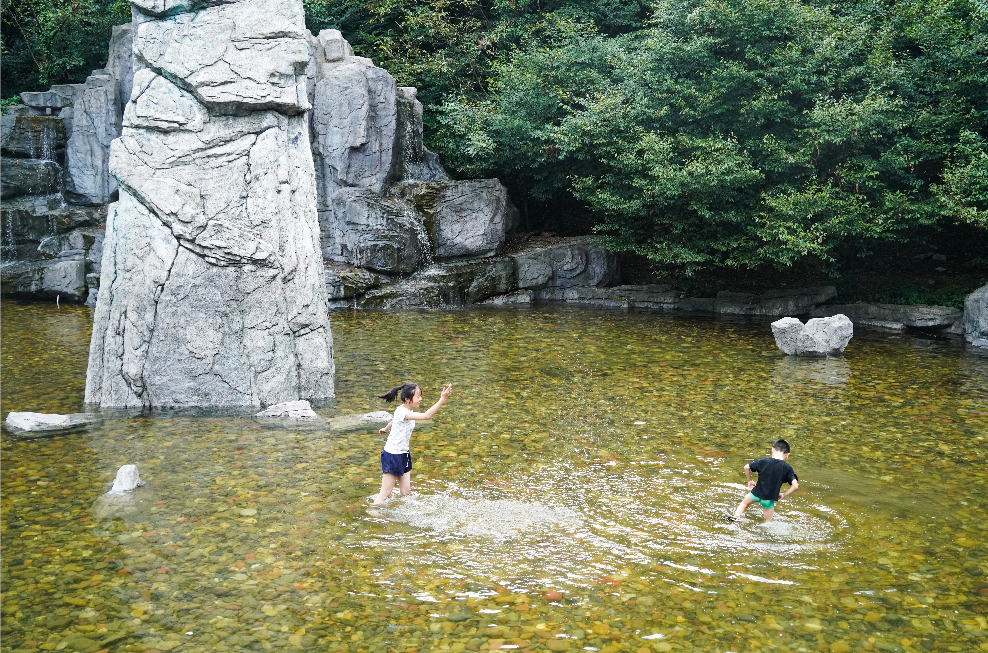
[378,383,421,403]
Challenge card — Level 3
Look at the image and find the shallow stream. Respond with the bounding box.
[2,301,987,653]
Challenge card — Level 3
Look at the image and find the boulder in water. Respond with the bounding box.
[327,410,392,431]
[92,464,149,520]
[771,314,853,356]
[963,283,988,348]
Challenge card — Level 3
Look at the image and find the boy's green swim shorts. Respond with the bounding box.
[749,492,775,509]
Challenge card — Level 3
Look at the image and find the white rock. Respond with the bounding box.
[4,412,98,433]
[255,400,319,421]
[771,314,853,356]
[107,464,146,495]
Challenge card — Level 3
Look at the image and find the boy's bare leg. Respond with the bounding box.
[374,474,398,504]
[762,507,775,522]
[732,495,754,520]
[398,472,412,496]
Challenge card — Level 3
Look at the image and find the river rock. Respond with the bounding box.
[963,283,988,348]
[810,302,963,330]
[771,314,853,356]
[107,464,146,494]
[4,411,100,435]
[1,257,88,302]
[92,464,150,520]
[85,0,335,408]
[255,400,319,421]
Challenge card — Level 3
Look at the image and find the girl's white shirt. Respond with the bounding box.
[383,405,415,454]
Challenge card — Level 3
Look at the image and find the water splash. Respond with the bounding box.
[377,492,581,538]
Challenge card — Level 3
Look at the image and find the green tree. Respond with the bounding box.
[1,0,131,97]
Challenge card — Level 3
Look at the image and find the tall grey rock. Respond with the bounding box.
[86,0,334,408]
[963,283,988,348]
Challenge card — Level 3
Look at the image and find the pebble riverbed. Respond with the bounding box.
[2,300,987,653]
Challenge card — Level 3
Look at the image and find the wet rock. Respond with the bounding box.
[400,179,519,260]
[327,188,425,274]
[4,411,99,435]
[86,0,335,409]
[1,257,87,302]
[255,400,320,421]
[1,115,67,161]
[0,158,62,199]
[810,302,963,330]
[106,464,146,494]
[481,290,534,306]
[771,314,853,356]
[324,263,390,301]
[962,283,988,348]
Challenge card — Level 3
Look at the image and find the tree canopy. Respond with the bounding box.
[4,0,986,272]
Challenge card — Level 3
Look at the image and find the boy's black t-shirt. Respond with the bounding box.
[749,457,798,502]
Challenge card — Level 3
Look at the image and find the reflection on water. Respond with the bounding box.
[2,300,988,653]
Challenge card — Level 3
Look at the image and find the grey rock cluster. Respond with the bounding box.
[1,24,131,303]
[85,0,334,408]
[309,31,518,280]
[771,315,854,356]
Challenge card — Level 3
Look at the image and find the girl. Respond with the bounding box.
[373,382,452,505]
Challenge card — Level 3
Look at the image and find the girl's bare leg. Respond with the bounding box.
[762,507,775,522]
[398,472,412,496]
[374,474,398,504]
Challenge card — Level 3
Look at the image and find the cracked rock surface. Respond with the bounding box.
[86,0,334,408]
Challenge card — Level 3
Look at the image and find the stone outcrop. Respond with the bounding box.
[771,315,854,356]
[810,302,964,330]
[85,0,334,408]
[963,283,988,348]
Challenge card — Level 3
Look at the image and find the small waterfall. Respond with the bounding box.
[39,119,57,163]
[1,212,18,262]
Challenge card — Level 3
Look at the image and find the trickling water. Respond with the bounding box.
[2,302,987,653]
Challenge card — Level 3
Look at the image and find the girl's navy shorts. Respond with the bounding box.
[381,451,412,476]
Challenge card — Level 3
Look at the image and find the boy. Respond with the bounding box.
[730,439,799,522]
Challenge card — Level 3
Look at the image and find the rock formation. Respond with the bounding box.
[308,30,526,303]
[810,302,964,331]
[255,400,320,421]
[91,464,149,520]
[1,24,132,304]
[85,0,334,408]
[963,283,988,348]
[771,314,854,356]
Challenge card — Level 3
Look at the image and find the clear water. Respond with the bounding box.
[2,300,987,653]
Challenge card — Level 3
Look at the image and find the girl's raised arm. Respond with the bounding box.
[405,384,452,420]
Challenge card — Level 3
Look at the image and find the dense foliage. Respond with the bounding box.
[4,0,986,271]
[1,0,130,93]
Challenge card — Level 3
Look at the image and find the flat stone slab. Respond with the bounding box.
[327,410,392,431]
[810,302,963,330]
[255,400,319,421]
[4,411,100,436]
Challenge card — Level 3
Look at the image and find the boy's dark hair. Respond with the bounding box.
[379,383,420,403]
[772,439,791,454]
